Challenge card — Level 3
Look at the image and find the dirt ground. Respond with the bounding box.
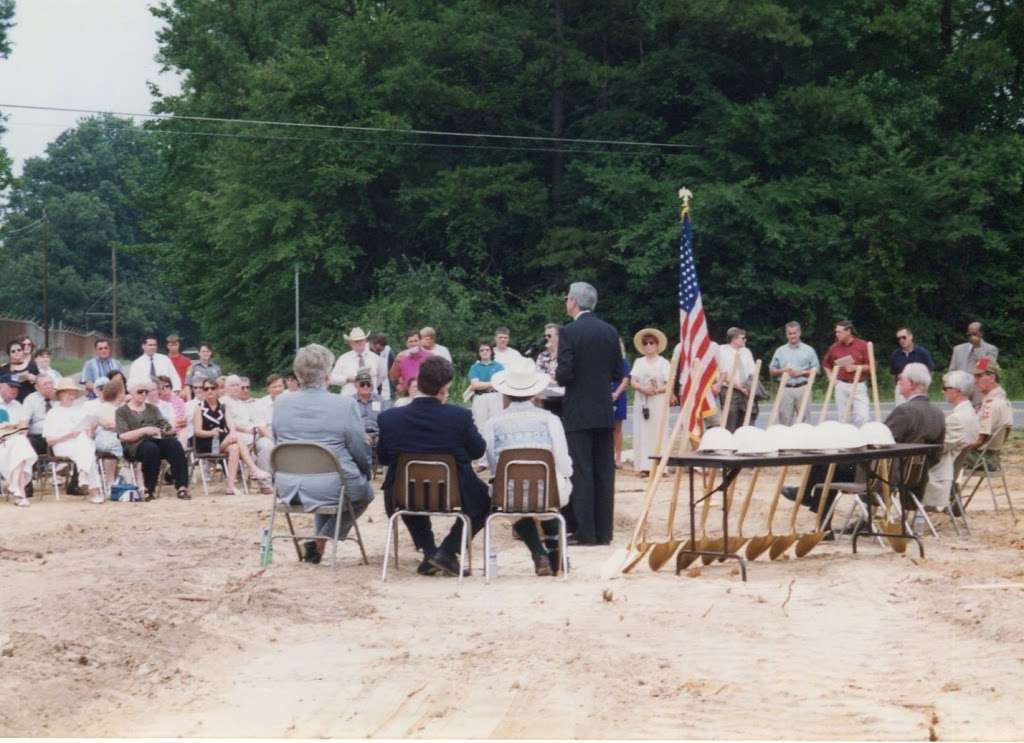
[2,442,1023,740]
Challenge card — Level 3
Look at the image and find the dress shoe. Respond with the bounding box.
[427,549,470,577]
[547,547,561,575]
[532,553,553,577]
[416,556,439,575]
[176,488,191,500]
[302,540,321,565]
[566,535,594,546]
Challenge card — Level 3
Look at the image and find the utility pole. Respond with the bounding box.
[41,209,49,347]
[111,245,118,345]
[294,263,300,353]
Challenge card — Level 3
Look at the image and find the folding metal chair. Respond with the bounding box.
[957,425,1016,521]
[484,448,568,583]
[42,446,76,501]
[817,461,888,548]
[192,450,247,496]
[382,453,471,583]
[892,454,940,538]
[268,442,369,567]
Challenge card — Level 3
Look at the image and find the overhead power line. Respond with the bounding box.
[0,102,697,150]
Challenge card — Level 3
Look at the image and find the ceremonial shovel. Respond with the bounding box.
[720,369,789,560]
[769,366,838,559]
[620,347,685,573]
[744,371,815,561]
[864,342,907,553]
[673,356,740,571]
[701,360,761,565]
[601,354,694,579]
[794,364,862,557]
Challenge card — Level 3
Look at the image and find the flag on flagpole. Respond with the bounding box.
[677,198,718,443]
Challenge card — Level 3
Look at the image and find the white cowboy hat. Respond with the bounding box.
[344,327,370,342]
[491,359,551,398]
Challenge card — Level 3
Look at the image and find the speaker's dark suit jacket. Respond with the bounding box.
[377,396,489,553]
[555,311,624,432]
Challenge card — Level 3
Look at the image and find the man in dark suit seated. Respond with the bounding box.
[555,281,624,545]
[377,356,489,576]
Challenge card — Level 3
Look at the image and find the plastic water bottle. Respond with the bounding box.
[259,527,273,566]
[487,543,498,577]
[911,511,926,537]
[211,434,220,455]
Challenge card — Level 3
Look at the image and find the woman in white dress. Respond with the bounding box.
[630,328,671,476]
[0,373,38,507]
[43,378,104,504]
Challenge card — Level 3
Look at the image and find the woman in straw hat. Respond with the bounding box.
[43,378,104,503]
[630,328,670,477]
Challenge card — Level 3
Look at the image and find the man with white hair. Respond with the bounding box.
[556,281,623,545]
[923,371,979,510]
[330,327,380,396]
[883,362,946,504]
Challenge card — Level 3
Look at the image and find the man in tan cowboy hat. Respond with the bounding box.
[329,326,380,397]
[482,359,573,575]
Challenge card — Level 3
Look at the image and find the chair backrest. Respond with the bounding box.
[895,453,929,496]
[393,453,461,512]
[270,442,343,477]
[984,425,1012,454]
[492,448,559,512]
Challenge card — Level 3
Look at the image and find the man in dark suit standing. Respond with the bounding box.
[377,356,489,576]
[555,281,624,545]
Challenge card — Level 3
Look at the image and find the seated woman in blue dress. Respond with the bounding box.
[271,344,374,564]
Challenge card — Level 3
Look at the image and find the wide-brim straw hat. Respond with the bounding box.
[344,327,370,342]
[633,327,668,355]
[54,378,84,397]
[491,360,551,398]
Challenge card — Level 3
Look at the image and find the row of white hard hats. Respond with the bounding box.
[698,420,895,456]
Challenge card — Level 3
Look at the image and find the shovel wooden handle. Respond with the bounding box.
[796,369,816,423]
[719,353,740,426]
[740,360,761,428]
[654,344,683,460]
[840,365,863,423]
[818,367,838,424]
[734,370,786,536]
[627,358,701,550]
[867,342,882,423]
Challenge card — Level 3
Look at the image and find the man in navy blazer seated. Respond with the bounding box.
[377,356,490,576]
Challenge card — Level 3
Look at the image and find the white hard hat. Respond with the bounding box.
[788,423,818,451]
[734,425,777,456]
[698,426,736,453]
[860,421,895,447]
[765,424,796,451]
[835,422,868,449]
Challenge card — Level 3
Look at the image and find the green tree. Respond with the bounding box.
[0,0,16,189]
[0,116,197,350]
[146,0,1024,379]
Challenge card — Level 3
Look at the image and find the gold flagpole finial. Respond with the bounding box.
[678,187,692,218]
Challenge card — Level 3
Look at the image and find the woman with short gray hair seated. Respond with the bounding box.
[272,344,375,564]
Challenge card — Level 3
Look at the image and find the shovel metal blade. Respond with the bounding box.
[745,535,772,561]
[599,548,631,580]
[648,539,681,572]
[620,544,652,574]
[769,535,797,560]
[675,540,701,571]
[700,538,723,565]
[794,531,824,558]
[717,536,747,562]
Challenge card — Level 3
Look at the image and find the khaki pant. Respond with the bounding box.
[777,383,809,425]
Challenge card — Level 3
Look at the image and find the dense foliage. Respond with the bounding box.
[0,0,15,188]
[7,1,1024,386]
[0,116,196,348]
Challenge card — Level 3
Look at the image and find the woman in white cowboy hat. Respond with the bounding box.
[481,359,573,576]
[42,378,104,503]
[630,328,670,477]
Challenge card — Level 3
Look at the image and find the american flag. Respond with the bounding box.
[677,207,718,443]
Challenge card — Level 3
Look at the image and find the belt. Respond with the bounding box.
[785,381,807,388]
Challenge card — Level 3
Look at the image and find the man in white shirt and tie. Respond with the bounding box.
[128,335,181,391]
[329,327,380,396]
